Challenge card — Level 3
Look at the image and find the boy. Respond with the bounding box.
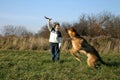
[47,19,62,62]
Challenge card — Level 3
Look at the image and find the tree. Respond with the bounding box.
[1,25,32,36]
[37,25,50,38]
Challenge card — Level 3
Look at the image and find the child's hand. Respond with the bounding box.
[48,19,51,22]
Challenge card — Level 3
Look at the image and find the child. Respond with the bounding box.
[47,19,62,62]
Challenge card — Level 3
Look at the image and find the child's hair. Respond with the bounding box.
[53,22,60,28]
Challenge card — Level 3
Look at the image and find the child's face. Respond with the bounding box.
[55,25,60,30]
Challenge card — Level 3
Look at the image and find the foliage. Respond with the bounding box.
[39,12,120,38]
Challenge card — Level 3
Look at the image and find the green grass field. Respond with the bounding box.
[0,50,120,80]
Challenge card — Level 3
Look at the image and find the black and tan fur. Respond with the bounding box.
[66,27,107,68]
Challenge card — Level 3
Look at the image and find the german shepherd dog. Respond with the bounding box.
[66,27,107,68]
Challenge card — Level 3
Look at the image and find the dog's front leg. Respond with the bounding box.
[70,48,81,62]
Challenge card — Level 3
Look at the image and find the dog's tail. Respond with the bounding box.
[93,49,109,66]
[99,57,109,66]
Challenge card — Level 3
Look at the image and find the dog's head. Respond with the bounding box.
[65,27,78,38]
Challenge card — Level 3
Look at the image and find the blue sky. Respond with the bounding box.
[0,0,120,33]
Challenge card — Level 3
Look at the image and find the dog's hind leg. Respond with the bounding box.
[87,54,97,68]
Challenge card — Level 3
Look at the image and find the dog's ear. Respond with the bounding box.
[70,27,76,32]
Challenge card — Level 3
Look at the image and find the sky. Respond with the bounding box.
[0,0,120,33]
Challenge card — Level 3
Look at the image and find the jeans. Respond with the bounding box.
[50,42,60,62]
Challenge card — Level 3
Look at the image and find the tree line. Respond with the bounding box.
[0,12,120,53]
[39,12,120,39]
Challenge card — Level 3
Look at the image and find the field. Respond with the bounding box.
[0,50,120,80]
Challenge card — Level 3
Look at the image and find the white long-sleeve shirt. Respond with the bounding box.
[48,22,62,48]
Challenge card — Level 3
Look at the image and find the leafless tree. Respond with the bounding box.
[1,25,32,36]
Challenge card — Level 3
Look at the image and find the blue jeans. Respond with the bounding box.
[50,42,60,62]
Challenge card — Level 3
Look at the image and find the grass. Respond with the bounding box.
[0,50,120,80]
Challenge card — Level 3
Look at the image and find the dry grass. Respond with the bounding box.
[0,36,49,50]
[0,35,120,53]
